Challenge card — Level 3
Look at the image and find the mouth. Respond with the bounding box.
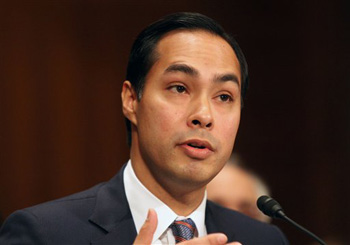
[183,139,214,151]
[179,139,214,159]
[187,143,206,149]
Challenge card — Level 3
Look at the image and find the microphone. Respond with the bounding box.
[257,195,327,245]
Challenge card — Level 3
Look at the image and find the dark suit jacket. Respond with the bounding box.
[0,165,289,244]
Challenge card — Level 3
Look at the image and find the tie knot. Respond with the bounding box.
[169,218,197,243]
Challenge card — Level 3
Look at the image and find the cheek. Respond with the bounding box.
[159,109,176,130]
[217,113,240,142]
[143,100,183,135]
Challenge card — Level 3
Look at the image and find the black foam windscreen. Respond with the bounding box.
[257,195,285,218]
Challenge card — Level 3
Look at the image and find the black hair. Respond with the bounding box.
[125,12,249,146]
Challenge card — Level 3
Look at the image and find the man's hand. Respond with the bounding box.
[180,234,242,245]
[134,209,242,245]
[134,209,158,244]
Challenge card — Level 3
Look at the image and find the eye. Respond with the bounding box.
[218,94,233,102]
[169,85,187,93]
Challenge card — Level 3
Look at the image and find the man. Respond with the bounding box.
[0,12,288,244]
[207,154,271,223]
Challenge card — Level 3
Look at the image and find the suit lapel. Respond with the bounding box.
[90,218,136,245]
[89,164,137,244]
[205,201,236,242]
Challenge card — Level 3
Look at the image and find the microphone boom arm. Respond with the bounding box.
[257,195,327,245]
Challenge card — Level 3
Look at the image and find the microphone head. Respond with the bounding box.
[257,195,285,219]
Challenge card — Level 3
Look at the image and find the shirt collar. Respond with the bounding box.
[123,160,207,243]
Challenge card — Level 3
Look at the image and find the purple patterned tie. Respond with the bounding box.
[169,218,197,243]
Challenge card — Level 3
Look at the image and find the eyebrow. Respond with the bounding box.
[164,63,240,86]
[214,73,240,86]
[164,64,199,76]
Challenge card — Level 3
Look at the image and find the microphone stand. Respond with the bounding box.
[257,196,327,245]
[277,211,327,245]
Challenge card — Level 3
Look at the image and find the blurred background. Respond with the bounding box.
[0,0,349,244]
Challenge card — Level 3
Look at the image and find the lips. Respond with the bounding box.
[184,139,214,151]
[179,139,214,159]
[187,143,206,149]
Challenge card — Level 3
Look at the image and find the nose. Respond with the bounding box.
[187,97,213,129]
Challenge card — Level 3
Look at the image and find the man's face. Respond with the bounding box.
[126,30,241,191]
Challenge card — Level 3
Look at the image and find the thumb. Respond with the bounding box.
[134,208,158,244]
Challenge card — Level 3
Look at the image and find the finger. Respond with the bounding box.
[133,208,158,245]
[180,233,228,245]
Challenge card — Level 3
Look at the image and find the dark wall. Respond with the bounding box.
[1,1,349,244]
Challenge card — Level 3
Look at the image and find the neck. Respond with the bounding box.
[130,144,206,216]
[156,182,206,216]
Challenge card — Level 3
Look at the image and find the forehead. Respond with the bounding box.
[150,30,241,82]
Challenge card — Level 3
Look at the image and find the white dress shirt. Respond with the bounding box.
[124,160,207,244]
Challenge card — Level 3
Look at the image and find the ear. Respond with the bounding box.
[121,81,138,126]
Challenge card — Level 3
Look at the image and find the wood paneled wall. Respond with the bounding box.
[1,1,349,243]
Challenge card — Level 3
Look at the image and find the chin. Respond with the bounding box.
[179,168,215,185]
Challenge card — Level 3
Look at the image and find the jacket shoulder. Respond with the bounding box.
[0,182,106,244]
[28,182,104,213]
